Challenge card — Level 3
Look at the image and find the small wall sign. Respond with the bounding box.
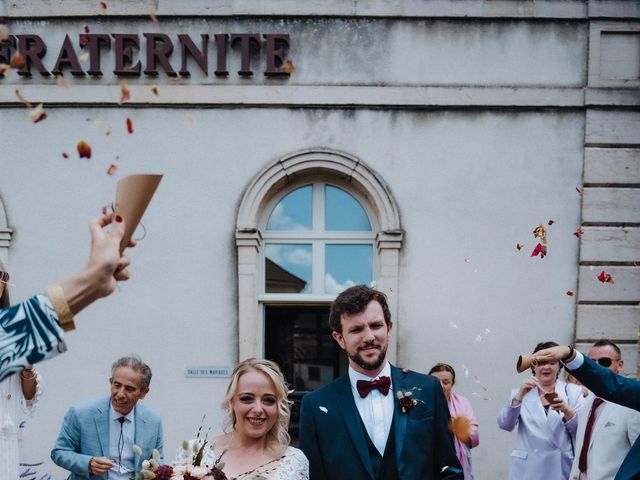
[185,366,231,378]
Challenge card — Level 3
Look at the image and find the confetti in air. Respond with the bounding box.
[597,271,614,284]
[77,141,92,159]
[530,224,548,259]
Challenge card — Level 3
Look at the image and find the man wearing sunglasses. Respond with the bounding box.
[568,340,640,480]
[534,341,640,480]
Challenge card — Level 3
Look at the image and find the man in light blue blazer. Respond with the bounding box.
[51,355,163,480]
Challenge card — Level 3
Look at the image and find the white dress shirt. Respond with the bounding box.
[348,362,394,455]
[108,405,135,480]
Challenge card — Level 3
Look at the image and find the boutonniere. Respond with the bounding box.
[396,388,421,413]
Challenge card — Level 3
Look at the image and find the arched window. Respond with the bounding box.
[236,149,403,364]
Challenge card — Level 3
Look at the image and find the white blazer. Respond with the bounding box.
[569,392,640,480]
[497,380,585,480]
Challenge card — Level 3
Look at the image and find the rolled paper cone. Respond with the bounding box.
[517,355,536,373]
[114,174,163,254]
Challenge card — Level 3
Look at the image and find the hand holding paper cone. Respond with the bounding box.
[516,355,537,373]
[449,415,471,445]
[113,174,163,253]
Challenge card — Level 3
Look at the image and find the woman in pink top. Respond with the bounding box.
[429,363,479,480]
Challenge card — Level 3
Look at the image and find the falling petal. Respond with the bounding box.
[132,444,142,456]
[530,243,547,259]
[0,25,9,42]
[80,26,90,47]
[106,163,118,176]
[29,103,47,123]
[548,219,555,225]
[464,257,470,263]
[573,227,584,238]
[120,80,130,103]
[516,243,524,251]
[148,9,158,23]
[10,53,25,69]
[597,271,614,284]
[566,290,574,296]
[151,85,159,96]
[56,74,70,89]
[77,140,92,159]
[462,364,469,378]
[62,152,69,159]
[78,52,90,63]
[15,89,31,107]
[126,117,133,134]
[282,59,295,74]
[99,1,108,13]
[576,187,582,195]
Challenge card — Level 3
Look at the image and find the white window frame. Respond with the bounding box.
[260,179,377,302]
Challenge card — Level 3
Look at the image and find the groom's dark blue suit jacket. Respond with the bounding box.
[299,364,463,480]
[569,356,640,480]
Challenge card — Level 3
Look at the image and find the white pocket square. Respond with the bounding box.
[319,406,328,413]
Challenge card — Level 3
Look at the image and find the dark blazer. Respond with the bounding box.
[51,397,164,480]
[569,356,640,480]
[299,364,463,480]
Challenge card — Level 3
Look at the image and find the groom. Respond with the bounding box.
[299,285,462,480]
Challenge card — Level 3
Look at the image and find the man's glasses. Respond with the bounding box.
[592,357,616,367]
[0,271,9,283]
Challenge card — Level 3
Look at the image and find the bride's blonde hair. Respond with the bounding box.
[222,358,292,449]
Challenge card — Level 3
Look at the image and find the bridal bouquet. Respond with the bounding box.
[136,442,228,480]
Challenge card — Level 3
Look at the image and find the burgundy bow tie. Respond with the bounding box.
[356,376,391,398]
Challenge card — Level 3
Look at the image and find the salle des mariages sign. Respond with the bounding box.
[0,32,292,78]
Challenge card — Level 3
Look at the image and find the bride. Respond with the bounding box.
[175,358,308,479]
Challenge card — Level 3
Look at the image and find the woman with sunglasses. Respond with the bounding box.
[0,213,134,382]
[0,261,42,480]
[497,341,586,480]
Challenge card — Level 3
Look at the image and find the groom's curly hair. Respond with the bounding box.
[328,285,392,333]
[222,358,292,449]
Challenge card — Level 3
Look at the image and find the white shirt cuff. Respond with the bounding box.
[564,350,584,370]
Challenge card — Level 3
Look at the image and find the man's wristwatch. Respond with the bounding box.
[561,345,575,363]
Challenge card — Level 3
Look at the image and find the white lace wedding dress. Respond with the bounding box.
[174,441,309,479]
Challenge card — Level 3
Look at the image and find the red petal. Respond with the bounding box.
[126,117,133,134]
[148,9,158,23]
[151,86,159,96]
[77,140,92,159]
[83,25,90,34]
[531,243,542,257]
[62,152,69,159]
[548,219,555,225]
[516,243,524,251]
[30,104,47,123]
[106,163,118,176]
[100,2,108,12]
[566,290,574,296]
[573,227,584,238]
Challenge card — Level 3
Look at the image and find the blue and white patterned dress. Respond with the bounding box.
[0,294,67,382]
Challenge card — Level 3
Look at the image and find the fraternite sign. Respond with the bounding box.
[0,32,292,77]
